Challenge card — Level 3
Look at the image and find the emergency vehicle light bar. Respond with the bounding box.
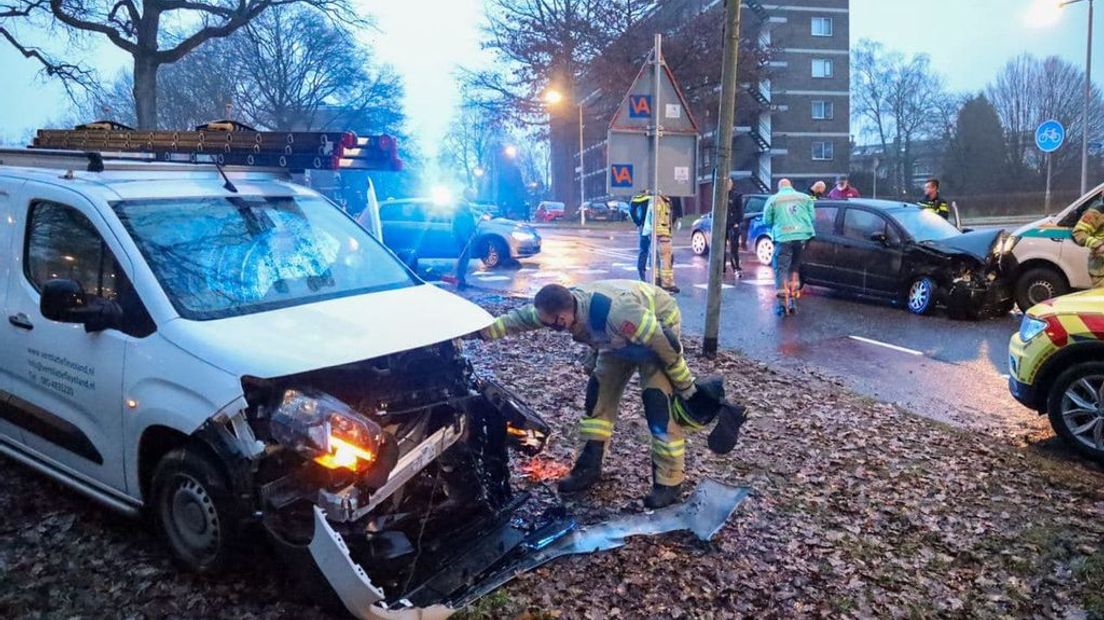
[27,121,403,172]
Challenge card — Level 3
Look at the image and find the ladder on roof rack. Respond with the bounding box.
[0,147,296,174]
[15,123,403,173]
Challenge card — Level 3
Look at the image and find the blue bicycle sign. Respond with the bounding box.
[1036,119,1066,153]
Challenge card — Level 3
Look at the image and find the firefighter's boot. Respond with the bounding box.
[558,440,604,493]
[644,481,683,509]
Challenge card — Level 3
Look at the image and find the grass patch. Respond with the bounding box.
[1075,552,1104,618]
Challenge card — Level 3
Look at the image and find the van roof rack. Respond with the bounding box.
[4,122,404,173]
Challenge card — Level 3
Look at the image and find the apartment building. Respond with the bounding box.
[570,0,851,212]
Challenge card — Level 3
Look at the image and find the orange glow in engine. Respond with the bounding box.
[314,435,376,471]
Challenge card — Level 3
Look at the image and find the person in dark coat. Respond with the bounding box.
[453,202,478,288]
[725,178,744,277]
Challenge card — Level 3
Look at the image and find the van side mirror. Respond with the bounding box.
[40,279,122,333]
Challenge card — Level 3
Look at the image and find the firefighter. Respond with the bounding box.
[1072,197,1104,288]
[918,178,951,220]
[652,193,679,293]
[479,280,744,508]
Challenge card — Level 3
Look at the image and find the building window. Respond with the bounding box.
[812,59,833,79]
[812,100,834,120]
[812,17,833,37]
[812,141,834,161]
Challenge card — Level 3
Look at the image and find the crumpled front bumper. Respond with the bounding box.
[307,479,749,618]
[945,277,1014,318]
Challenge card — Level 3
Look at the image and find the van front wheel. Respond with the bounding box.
[151,446,237,573]
[1015,267,1068,312]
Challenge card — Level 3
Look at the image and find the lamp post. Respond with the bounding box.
[1061,0,1095,194]
[544,89,587,223]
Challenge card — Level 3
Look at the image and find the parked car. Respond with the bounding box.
[0,152,554,616]
[1008,289,1104,462]
[1009,182,1104,311]
[689,194,771,261]
[581,200,630,221]
[534,201,566,222]
[794,199,1017,318]
[374,198,542,268]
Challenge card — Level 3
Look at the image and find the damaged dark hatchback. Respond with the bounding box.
[798,200,1017,318]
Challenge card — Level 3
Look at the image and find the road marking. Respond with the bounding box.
[672,264,697,269]
[693,283,735,290]
[742,279,774,286]
[619,266,638,272]
[611,262,635,267]
[517,268,539,273]
[848,336,923,356]
[531,271,565,279]
[1000,374,1010,379]
[575,268,609,274]
[473,275,511,281]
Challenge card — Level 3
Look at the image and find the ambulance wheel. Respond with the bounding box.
[151,446,237,573]
[1046,362,1104,463]
[1015,267,1068,312]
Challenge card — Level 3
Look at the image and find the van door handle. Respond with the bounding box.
[8,313,33,330]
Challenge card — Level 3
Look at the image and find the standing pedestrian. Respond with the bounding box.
[1072,196,1104,288]
[631,191,651,282]
[917,178,951,220]
[807,181,827,199]
[763,179,816,316]
[827,176,860,199]
[726,178,744,277]
[452,201,478,289]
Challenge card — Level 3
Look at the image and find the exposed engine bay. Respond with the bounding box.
[226,339,559,614]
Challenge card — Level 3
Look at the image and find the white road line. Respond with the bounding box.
[847,336,923,356]
[574,269,609,274]
[531,271,565,278]
[672,264,697,269]
[473,275,511,281]
[693,283,735,290]
[517,268,539,273]
[619,266,639,272]
[1000,374,1011,379]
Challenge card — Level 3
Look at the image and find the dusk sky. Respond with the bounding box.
[1,0,1102,154]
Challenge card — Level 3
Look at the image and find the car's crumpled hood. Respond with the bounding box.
[921,228,1004,261]
[160,284,493,378]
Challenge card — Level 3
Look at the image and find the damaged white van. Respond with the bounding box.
[0,133,556,618]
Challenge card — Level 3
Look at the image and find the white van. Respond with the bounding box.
[0,147,551,617]
[1010,182,1104,310]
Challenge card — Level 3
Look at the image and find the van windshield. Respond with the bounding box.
[113,195,415,320]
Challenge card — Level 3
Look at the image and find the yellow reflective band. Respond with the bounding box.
[578,419,614,435]
[640,285,656,313]
[661,310,680,327]
[632,312,657,343]
[651,442,686,458]
[492,319,506,339]
[667,361,692,381]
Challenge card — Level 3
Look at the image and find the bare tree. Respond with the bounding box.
[1,0,94,97]
[439,101,508,190]
[5,0,359,128]
[852,39,951,193]
[987,53,1104,186]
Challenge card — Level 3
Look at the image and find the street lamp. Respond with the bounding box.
[473,166,485,178]
[1033,0,1095,194]
[544,88,587,223]
[1064,0,1095,195]
[503,144,518,159]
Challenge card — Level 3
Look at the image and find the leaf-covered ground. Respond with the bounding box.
[2,293,1103,619]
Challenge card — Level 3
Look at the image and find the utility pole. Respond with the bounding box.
[1083,0,1094,195]
[578,103,587,225]
[703,0,741,357]
[651,34,663,286]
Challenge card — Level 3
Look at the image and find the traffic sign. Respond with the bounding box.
[1089,141,1103,156]
[606,47,700,197]
[1036,119,1065,153]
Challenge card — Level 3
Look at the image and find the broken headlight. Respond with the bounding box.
[271,389,386,474]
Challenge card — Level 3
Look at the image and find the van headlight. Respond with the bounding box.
[1019,315,1047,343]
[271,389,385,474]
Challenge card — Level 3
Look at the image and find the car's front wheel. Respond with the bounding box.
[151,446,238,573]
[905,276,937,315]
[482,237,510,268]
[755,236,774,266]
[691,231,709,256]
[1015,267,1069,312]
[1047,362,1104,462]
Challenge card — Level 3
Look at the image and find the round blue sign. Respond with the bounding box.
[1036,119,1066,153]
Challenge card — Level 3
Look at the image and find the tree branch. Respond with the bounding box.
[48,0,138,52]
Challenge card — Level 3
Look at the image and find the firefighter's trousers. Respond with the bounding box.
[577,350,686,486]
[657,234,675,288]
[1090,253,1104,288]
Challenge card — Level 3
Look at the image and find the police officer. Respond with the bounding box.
[726,178,744,277]
[918,178,951,220]
[1072,196,1104,288]
[480,280,741,508]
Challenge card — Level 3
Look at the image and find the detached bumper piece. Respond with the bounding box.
[308,479,749,618]
[945,279,1014,320]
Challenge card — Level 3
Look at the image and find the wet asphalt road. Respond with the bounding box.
[422,222,1045,439]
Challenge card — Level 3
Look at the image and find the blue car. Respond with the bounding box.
[689,194,775,265]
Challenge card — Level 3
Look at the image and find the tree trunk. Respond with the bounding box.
[133,55,160,129]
